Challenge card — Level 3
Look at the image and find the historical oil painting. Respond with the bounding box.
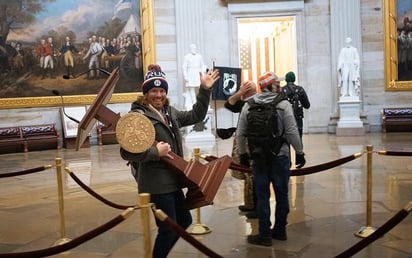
[0,0,143,107]
[384,0,412,90]
[396,0,412,81]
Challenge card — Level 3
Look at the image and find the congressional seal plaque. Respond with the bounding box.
[116,112,155,153]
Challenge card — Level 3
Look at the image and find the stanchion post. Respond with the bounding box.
[53,158,71,246]
[189,148,211,235]
[139,193,152,258]
[355,145,376,238]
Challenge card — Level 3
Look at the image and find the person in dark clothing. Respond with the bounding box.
[12,42,24,75]
[282,71,310,139]
[224,75,284,219]
[224,81,257,217]
[60,36,79,78]
[120,64,219,258]
[237,71,306,246]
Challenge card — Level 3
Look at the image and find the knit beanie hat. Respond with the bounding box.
[285,71,296,83]
[258,72,283,88]
[141,64,168,94]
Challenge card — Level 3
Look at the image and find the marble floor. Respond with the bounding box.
[0,133,411,258]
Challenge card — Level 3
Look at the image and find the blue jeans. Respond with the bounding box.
[253,155,290,238]
[151,190,192,258]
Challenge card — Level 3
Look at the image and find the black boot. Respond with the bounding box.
[66,66,71,78]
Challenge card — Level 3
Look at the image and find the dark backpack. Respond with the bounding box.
[283,85,303,119]
[246,94,285,164]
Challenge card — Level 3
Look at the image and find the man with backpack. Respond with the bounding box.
[236,71,306,246]
[224,81,258,218]
[282,71,311,139]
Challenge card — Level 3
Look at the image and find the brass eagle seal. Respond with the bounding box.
[116,112,155,153]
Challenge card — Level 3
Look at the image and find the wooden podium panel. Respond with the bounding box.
[76,67,121,151]
[161,152,232,209]
[74,67,232,209]
[64,137,90,149]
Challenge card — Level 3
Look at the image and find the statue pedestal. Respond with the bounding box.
[336,97,365,136]
[184,109,215,152]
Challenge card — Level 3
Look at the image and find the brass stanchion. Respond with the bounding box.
[355,145,376,238]
[53,158,71,246]
[139,193,152,258]
[189,148,211,235]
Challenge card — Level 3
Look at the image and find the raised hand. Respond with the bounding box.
[200,69,220,89]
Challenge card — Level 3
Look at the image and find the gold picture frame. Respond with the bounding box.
[384,0,412,91]
[0,0,155,109]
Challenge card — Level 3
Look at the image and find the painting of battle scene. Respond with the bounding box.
[0,0,143,99]
[397,0,412,81]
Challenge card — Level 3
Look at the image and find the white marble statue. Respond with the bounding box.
[182,44,206,109]
[337,37,360,98]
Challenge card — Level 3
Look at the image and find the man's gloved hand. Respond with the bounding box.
[295,153,306,168]
[239,153,250,167]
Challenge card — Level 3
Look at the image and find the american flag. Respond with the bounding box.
[113,0,132,19]
[239,35,277,90]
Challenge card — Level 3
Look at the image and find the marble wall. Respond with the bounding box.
[1,0,411,147]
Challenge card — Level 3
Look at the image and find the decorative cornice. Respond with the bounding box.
[0,93,141,109]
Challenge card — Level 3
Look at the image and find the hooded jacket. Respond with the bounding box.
[120,86,211,194]
[236,91,303,158]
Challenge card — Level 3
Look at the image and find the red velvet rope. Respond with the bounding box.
[153,208,223,258]
[1,152,409,257]
[0,165,51,178]
[203,154,361,176]
[377,150,412,156]
[0,208,133,258]
[67,169,138,210]
[334,208,410,258]
[69,169,223,257]
[290,154,359,176]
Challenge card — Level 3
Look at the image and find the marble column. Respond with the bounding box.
[330,0,366,135]
[175,0,215,147]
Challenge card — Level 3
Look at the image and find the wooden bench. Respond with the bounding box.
[0,124,60,154]
[20,124,60,152]
[96,122,117,145]
[381,107,412,132]
[0,126,25,153]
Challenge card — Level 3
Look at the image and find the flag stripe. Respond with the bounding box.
[264,37,269,73]
[240,35,277,88]
[255,37,261,79]
[269,36,275,72]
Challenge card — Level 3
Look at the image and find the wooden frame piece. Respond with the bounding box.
[384,0,412,91]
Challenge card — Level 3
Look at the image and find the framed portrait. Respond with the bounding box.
[0,0,155,109]
[384,0,412,91]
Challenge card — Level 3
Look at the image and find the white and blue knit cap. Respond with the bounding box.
[141,64,168,94]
